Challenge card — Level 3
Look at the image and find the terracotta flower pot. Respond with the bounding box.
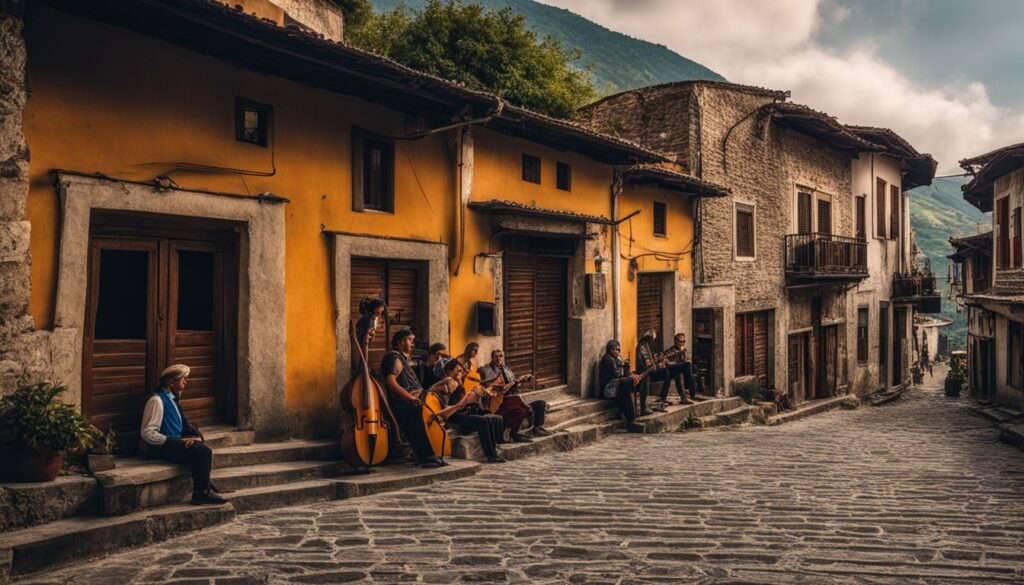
[1,446,64,482]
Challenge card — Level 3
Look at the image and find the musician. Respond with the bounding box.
[441,359,507,464]
[599,340,649,420]
[479,349,550,441]
[636,330,689,412]
[455,342,481,374]
[663,332,698,405]
[355,297,386,351]
[381,328,451,468]
[419,342,449,389]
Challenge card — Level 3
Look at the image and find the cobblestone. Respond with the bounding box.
[19,368,1024,584]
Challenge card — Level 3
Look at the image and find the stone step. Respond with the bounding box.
[544,397,615,427]
[201,425,256,449]
[211,461,348,492]
[515,384,576,405]
[228,479,338,514]
[0,476,99,534]
[495,418,621,461]
[333,459,479,499]
[767,395,848,425]
[549,404,620,432]
[212,439,340,469]
[627,396,745,434]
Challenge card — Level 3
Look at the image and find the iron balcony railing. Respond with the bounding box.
[784,233,868,279]
[893,272,937,298]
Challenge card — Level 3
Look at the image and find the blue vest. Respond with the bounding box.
[155,388,183,439]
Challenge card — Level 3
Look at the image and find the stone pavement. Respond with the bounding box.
[20,368,1024,584]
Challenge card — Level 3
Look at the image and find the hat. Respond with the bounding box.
[160,364,191,380]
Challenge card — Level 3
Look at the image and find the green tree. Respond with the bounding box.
[346,0,597,118]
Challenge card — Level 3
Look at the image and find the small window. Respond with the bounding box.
[522,154,541,184]
[889,184,900,240]
[352,127,395,213]
[556,161,571,191]
[817,198,832,235]
[653,201,667,237]
[797,192,812,234]
[235,98,271,147]
[735,203,755,258]
[855,195,866,239]
[876,177,887,238]
[856,306,869,364]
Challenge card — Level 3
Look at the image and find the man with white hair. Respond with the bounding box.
[140,364,226,505]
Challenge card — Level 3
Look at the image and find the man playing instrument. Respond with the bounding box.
[382,328,464,468]
[636,330,690,412]
[599,340,649,420]
[479,349,550,441]
[419,342,449,389]
[665,333,699,404]
[441,359,507,463]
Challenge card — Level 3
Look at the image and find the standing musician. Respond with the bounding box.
[479,349,551,441]
[599,340,648,420]
[355,297,387,357]
[381,328,460,468]
[636,330,689,412]
[441,359,507,464]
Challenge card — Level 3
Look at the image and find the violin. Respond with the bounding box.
[339,320,390,470]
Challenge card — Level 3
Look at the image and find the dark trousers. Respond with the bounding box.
[609,377,648,421]
[450,412,503,459]
[652,362,695,401]
[148,439,212,495]
[393,398,436,461]
[495,396,546,432]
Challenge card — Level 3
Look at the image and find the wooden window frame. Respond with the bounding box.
[351,126,395,213]
[734,310,774,386]
[856,306,869,365]
[653,201,667,237]
[522,154,541,184]
[1013,205,1022,269]
[876,177,887,239]
[796,191,812,234]
[855,195,866,240]
[556,161,572,191]
[234,97,272,147]
[889,184,901,241]
[816,195,833,236]
[734,202,756,260]
[997,196,1010,269]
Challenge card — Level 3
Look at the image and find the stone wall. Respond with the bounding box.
[0,2,52,395]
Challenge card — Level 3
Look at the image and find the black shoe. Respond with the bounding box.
[207,481,235,495]
[485,456,506,464]
[191,491,227,505]
[510,433,533,443]
[531,427,552,437]
[640,409,652,417]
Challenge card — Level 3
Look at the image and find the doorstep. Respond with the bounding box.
[767,395,849,425]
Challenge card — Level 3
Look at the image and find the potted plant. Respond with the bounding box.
[0,383,102,482]
[87,429,118,473]
[944,356,966,397]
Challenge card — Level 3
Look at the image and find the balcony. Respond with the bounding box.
[785,233,868,288]
[892,272,943,313]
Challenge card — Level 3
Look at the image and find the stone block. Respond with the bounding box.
[0,476,99,533]
[0,221,28,263]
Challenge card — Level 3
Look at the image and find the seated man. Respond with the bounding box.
[663,333,699,405]
[419,342,450,389]
[636,330,689,412]
[442,359,507,463]
[599,340,648,420]
[382,328,449,468]
[140,364,226,505]
[479,349,550,441]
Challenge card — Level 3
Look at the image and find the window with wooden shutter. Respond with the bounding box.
[735,310,772,385]
[876,178,887,238]
[735,204,754,258]
[352,127,395,213]
[556,161,571,191]
[817,199,832,235]
[855,196,866,239]
[997,197,1010,269]
[797,192,812,234]
[522,154,541,184]
[889,184,900,240]
[857,306,869,364]
[653,201,667,237]
[1013,207,1022,268]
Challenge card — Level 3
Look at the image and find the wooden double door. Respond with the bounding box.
[84,216,238,451]
[504,242,568,389]
[637,273,665,353]
[349,258,423,372]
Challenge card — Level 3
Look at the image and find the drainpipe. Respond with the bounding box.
[451,100,503,277]
[611,171,624,341]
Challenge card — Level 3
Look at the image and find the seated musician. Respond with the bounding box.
[479,349,551,441]
[419,342,449,389]
[140,364,227,505]
[599,340,648,420]
[636,330,690,412]
[441,359,507,464]
[381,328,458,469]
[664,332,699,405]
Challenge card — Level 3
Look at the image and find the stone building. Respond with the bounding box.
[578,81,936,403]
[955,144,1024,409]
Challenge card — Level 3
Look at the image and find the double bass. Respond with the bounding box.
[340,321,390,470]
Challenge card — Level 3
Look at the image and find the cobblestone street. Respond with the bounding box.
[22,370,1024,584]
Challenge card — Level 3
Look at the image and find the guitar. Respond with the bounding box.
[633,348,683,385]
[484,373,534,414]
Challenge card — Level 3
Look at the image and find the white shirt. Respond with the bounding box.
[140,392,182,446]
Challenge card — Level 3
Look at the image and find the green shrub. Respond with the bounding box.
[0,383,102,452]
[944,355,966,397]
[732,376,760,405]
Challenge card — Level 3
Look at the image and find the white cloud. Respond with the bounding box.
[541,0,1024,172]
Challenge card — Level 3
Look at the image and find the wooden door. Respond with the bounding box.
[350,258,423,372]
[505,253,567,389]
[637,273,664,353]
[879,306,889,388]
[788,333,808,401]
[84,229,236,451]
[893,309,905,385]
[817,325,838,397]
[693,309,715,393]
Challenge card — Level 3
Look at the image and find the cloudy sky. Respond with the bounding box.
[540,0,1024,173]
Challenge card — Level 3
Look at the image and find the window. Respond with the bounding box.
[855,195,866,239]
[653,201,667,237]
[351,127,395,212]
[797,192,812,234]
[1013,206,1022,268]
[876,178,887,238]
[997,197,1010,269]
[522,154,541,184]
[817,198,832,235]
[735,310,773,386]
[857,306,869,364]
[1009,321,1023,390]
[235,98,271,147]
[889,184,901,240]
[735,203,755,258]
[556,161,571,191]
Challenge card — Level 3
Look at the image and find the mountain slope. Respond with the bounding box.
[369,0,726,93]
[908,176,990,350]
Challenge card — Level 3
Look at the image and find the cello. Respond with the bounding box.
[339,320,390,470]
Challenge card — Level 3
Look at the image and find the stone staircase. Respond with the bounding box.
[627,396,775,434]
[450,385,621,461]
[0,427,478,582]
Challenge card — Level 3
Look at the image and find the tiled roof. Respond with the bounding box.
[768,103,883,153]
[467,199,612,225]
[959,143,1024,211]
[621,164,729,197]
[845,125,938,190]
